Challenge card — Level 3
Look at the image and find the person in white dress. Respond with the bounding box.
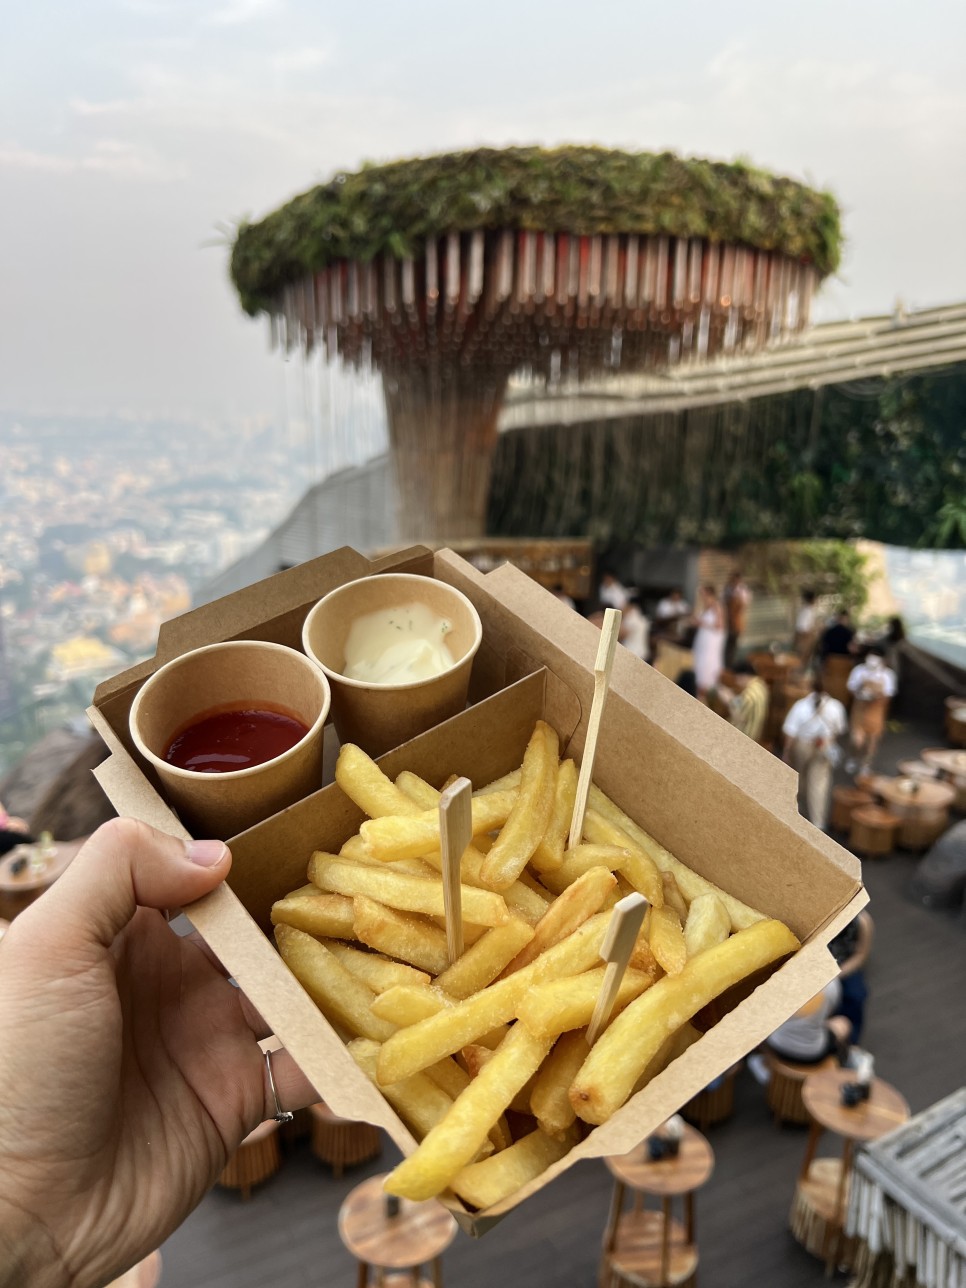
[782,677,848,830]
[619,594,650,661]
[691,585,725,700]
[599,572,629,611]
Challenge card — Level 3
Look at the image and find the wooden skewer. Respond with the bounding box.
[439,776,472,964]
[586,891,648,1046]
[568,607,622,849]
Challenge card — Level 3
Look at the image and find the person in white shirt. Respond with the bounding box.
[598,572,629,611]
[793,589,819,669]
[653,588,689,640]
[765,979,851,1063]
[619,594,650,661]
[846,645,897,772]
[783,677,848,830]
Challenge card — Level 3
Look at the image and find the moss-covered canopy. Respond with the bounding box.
[230,146,842,317]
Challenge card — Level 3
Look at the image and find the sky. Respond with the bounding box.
[1,0,965,420]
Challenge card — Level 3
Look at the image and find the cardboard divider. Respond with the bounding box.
[88,544,867,1236]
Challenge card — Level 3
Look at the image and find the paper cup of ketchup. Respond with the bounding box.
[302,574,483,758]
[129,641,331,839]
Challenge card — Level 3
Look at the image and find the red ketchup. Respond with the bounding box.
[164,707,309,773]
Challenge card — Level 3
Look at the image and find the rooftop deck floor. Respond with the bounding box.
[161,719,965,1287]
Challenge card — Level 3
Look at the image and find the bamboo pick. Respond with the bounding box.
[586,891,648,1046]
[439,776,472,964]
[568,607,622,849]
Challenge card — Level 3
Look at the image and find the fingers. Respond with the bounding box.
[19,818,231,954]
[262,1044,319,1119]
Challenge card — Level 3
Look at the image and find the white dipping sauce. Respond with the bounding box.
[342,602,455,684]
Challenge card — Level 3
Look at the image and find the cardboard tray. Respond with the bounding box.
[89,545,867,1235]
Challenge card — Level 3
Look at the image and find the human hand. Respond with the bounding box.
[0,819,316,1288]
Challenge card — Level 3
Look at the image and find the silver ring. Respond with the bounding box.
[264,1048,294,1125]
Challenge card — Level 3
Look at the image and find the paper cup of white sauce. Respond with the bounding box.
[302,574,483,757]
[129,640,330,839]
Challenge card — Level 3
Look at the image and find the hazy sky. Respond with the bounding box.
[2,0,964,419]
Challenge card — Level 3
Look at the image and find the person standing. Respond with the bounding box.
[793,589,820,670]
[717,661,770,742]
[691,585,726,701]
[723,570,752,668]
[619,592,650,661]
[599,572,629,611]
[782,676,848,830]
[654,587,690,640]
[846,645,897,772]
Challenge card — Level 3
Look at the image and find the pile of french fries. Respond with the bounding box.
[272,720,799,1208]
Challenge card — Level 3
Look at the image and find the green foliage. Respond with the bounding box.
[488,366,966,550]
[230,146,842,316]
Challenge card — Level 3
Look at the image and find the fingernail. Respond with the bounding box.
[186,839,228,867]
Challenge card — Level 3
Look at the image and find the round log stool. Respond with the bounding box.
[921,747,966,811]
[876,779,955,852]
[830,787,875,835]
[682,1065,740,1132]
[945,701,966,747]
[764,1052,837,1126]
[849,807,900,858]
[600,1211,698,1288]
[309,1102,381,1178]
[789,1157,856,1267]
[218,1119,280,1200]
[278,1104,313,1149]
[106,1251,162,1288]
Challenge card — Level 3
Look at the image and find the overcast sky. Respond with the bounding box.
[2,0,964,420]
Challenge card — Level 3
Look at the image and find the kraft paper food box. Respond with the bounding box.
[89,545,866,1235]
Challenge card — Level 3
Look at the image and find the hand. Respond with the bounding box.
[0,819,316,1288]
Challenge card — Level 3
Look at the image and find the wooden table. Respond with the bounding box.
[795,1069,910,1275]
[602,1126,715,1287]
[0,842,79,922]
[872,778,955,850]
[921,747,966,811]
[338,1173,457,1288]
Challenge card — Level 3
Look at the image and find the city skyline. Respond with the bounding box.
[2,0,965,419]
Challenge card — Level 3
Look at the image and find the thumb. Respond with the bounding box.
[18,818,230,952]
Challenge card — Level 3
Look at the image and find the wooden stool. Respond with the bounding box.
[682,1065,739,1132]
[106,1251,162,1288]
[218,1119,280,1200]
[789,1157,857,1267]
[765,1052,837,1126]
[897,812,949,852]
[600,1124,713,1288]
[945,701,966,747]
[339,1172,456,1287]
[849,806,900,857]
[830,787,874,834]
[897,759,940,781]
[309,1102,381,1177]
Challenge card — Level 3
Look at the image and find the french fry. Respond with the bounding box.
[503,867,616,975]
[460,1044,537,1116]
[530,758,578,873]
[480,722,559,890]
[570,919,800,1123]
[371,983,451,1025]
[587,784,764,930]
[352,895,450,975]
[310,853,510,928]
[530,1031,589,1137]
[274,925,395,1042]
[684,893,731,959]
[270,890,356,939]
[475,769,521,795]
[336,743,423,818]
[346,1038,481,1148]
[394,772,548,925]
[339,832,436,877]
[376,911,612,1084]
[517,964,656,1039]
[582,810,664,907]
[323,941,430,992]
[436,918,535,999]
[649,904,687,976]
[632,1022,702,1094]
[361,791,518,863]
[451,1125,578,1210]
[384,1022,554,1200]
[424,1055,509,1150]
[661,871,690,923]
